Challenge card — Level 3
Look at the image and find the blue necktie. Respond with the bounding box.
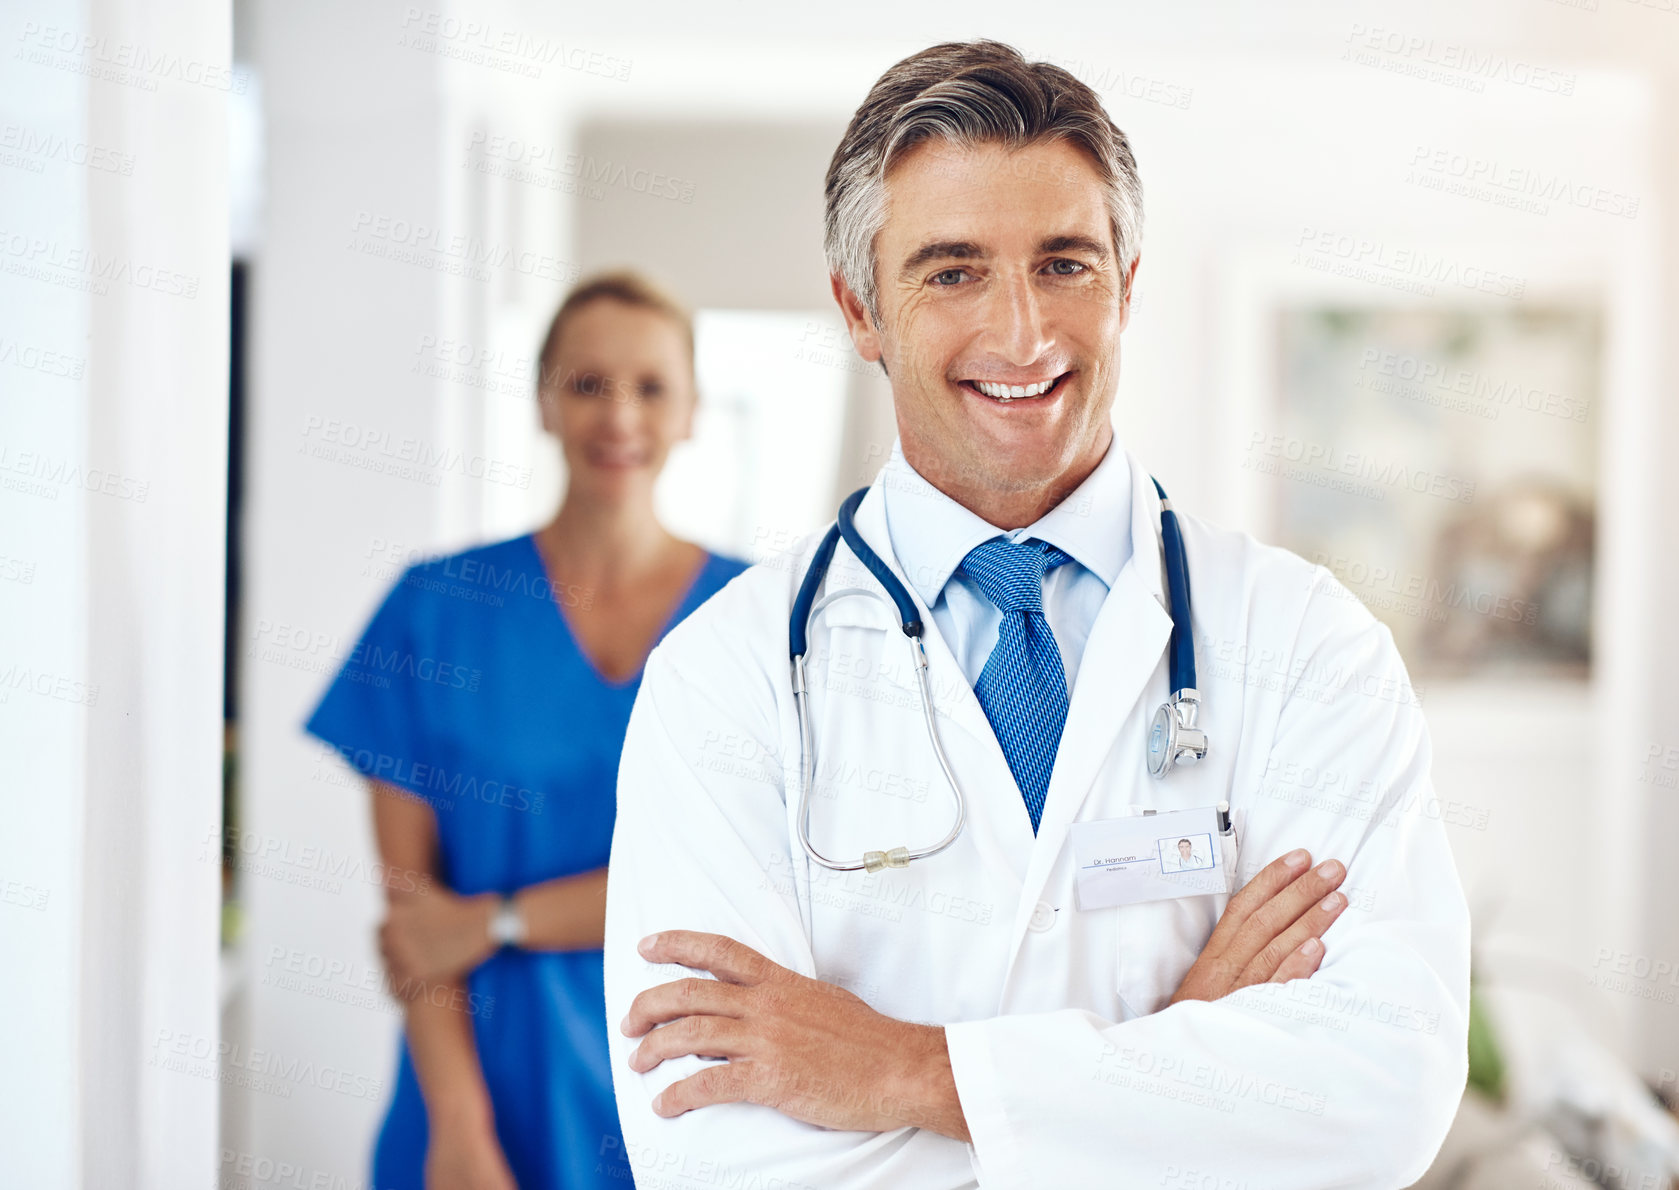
[958,537,1073,834]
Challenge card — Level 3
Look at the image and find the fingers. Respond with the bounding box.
[1266,936,1326,985]
[1241,885,1349,986]
[377,922,410,983]
[1222,857,1346,974]
[621,976,744,1038]
[1204,849,1312,951]
[628,1014,750,1074]
[637,931,780,985]
[1250,887,1348,981]
[651,1061,750,1118]
[378,914,434,984]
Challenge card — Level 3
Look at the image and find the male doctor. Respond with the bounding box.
[604,39,1469,1189]
[1168,838,1207,873]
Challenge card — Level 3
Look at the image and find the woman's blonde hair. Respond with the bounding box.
[535,269,694,393]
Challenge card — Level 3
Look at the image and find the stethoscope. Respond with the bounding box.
[788,477,1208,874]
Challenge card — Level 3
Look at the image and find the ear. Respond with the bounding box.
[830,273,882,363]
[1115,254,1142,333]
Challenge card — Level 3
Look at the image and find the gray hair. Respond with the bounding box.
[824,40,1145,320]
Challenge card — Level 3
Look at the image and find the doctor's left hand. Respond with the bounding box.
[622,930,968,1140]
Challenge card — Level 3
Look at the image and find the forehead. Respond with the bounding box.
[878,137,1111,253]
[554,299,687,362]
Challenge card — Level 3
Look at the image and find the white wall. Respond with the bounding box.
[1174,63,1659,1058]
[235,0,1679,1177]
[0,0,230,1186]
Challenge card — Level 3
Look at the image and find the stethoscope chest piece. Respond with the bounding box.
[1147,690,1208,779]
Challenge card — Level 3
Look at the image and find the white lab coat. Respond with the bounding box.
[604,449,1470,1189]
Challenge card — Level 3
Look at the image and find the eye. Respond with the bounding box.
[1045,258,1087,277]
[930,268,969,287]
[637,379,665,400]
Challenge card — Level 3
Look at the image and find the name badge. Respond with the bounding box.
[1070,804,1236,911]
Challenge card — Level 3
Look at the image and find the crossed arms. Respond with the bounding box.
[604,598,1470,1188]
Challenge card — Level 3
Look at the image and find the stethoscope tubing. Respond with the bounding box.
[789,477,1195,872]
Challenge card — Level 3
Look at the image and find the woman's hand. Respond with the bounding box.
[424,1118,517,1190]
[379,888,498,986]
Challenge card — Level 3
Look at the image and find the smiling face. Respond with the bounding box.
[833,137,1139,526]
[537,297,696,503]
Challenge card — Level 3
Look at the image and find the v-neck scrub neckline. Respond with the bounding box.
[522,533,716,692]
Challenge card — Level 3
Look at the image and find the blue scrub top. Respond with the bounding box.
[304,533,747,1190]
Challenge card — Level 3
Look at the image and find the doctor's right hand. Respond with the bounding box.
[1167,849,1348,1007]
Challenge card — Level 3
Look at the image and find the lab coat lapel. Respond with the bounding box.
[1014,456,1173,919]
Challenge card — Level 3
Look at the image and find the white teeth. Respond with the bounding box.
[974,378,1055,400]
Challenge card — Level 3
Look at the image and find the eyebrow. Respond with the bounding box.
[899,240,984,276]
[897,233,1112,277]
[1040,234,1110,261]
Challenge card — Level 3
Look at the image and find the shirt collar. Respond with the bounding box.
[880,436,1134,609]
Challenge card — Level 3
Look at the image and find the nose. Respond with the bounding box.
[985,270,1051,366]
[599,378,644,432]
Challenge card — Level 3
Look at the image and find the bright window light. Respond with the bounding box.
[657,309,855,562]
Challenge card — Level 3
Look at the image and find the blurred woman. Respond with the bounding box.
[306,272,747,1189]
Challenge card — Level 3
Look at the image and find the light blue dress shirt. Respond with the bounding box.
[879,439,1133,696]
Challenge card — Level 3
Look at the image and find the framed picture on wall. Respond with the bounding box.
[1262,306,1600,679]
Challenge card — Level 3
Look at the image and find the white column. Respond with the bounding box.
[0,0,231,1186]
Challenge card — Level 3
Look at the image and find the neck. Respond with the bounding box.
[905,424,1114,530]
[538,483,673,583]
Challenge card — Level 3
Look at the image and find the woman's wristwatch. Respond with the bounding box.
[488,895,527,948]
